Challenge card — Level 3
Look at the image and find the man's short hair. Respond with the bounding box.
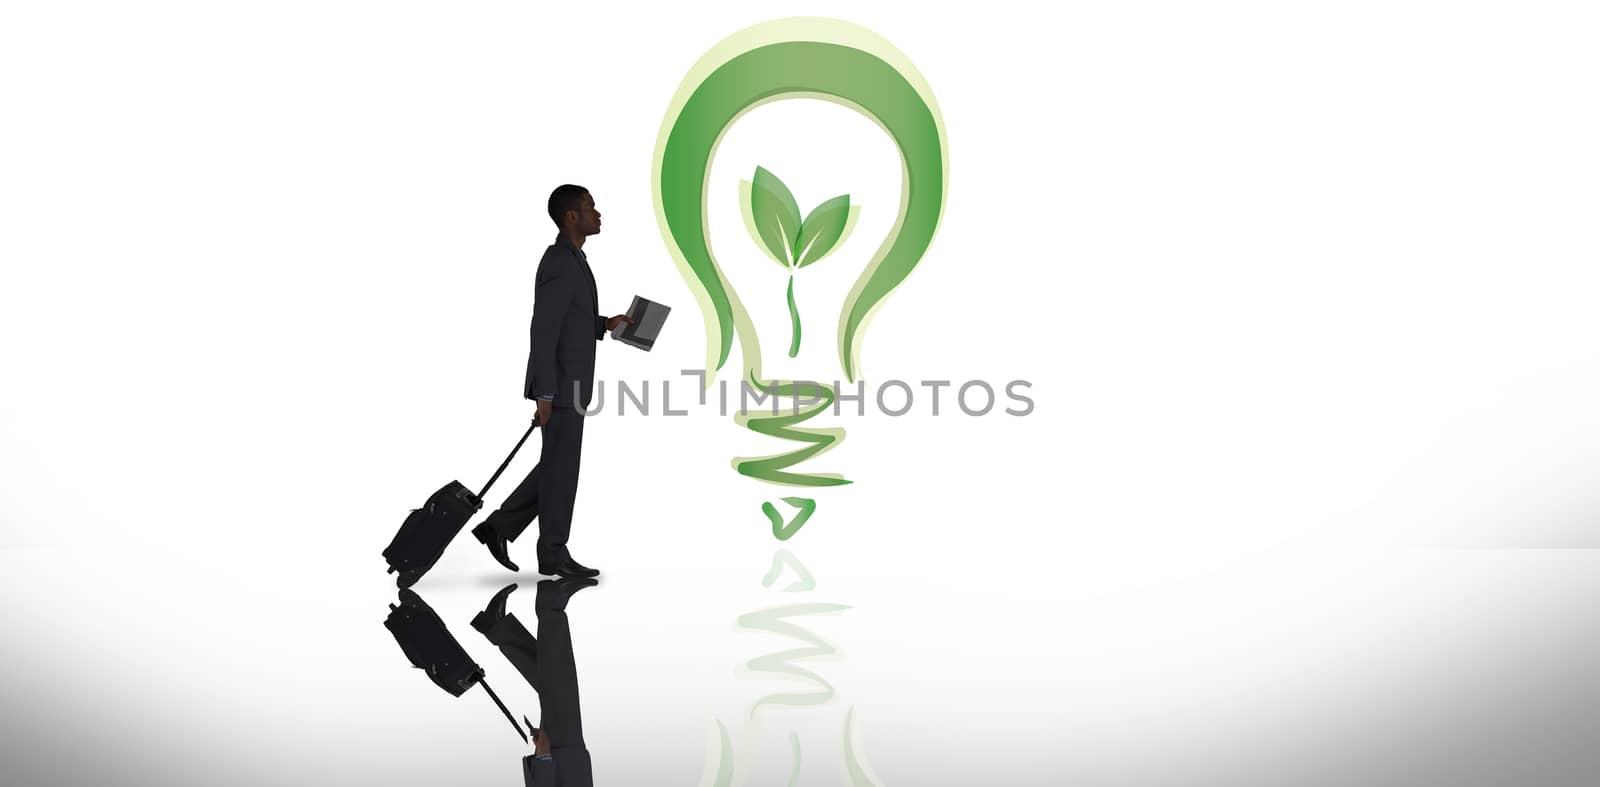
[548,184,589,228]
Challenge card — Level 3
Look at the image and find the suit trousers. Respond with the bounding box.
[482,406,586,564]
[534,605,585,751]
[519,601,591,787]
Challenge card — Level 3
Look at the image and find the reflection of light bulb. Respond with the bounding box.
[691,549,890,787]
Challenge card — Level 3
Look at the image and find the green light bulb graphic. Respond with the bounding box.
[654,20,947,785]
[653,17,949,387]
[654,17,948,512]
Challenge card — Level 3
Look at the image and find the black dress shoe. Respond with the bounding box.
[472,522,519,573]
[562,555,600,577]
[537,556,599,579]
[535,576,599,611]
[471,583,518,635]
[470,583,540,691]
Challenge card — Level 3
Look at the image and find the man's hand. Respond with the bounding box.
[605,313,636,332]
[535,399,552,427]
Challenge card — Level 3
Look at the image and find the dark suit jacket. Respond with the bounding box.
[524,233,607,409]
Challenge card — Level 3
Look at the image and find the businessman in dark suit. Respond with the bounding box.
[471,184,632,579]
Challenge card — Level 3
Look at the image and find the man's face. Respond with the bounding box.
[569,192,602,236]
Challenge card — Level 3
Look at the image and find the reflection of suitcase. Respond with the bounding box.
[382,421,538,588]
[384,589,484,696]
[384,589,528,742]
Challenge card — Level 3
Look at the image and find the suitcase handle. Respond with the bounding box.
[478,420,539,500]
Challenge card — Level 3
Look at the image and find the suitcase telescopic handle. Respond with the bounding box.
[477,420,539,500]
[475,675,529,744]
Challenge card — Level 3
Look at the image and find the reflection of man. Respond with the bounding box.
[472,185,632,578]
[471,579,598,787]
[525,579,595,786]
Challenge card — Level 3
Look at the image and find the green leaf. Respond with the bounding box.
[748,166,802,267]
[739,180,788,270]
[795,194,852,268]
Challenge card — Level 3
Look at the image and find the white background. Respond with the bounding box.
[3,1,1599,785]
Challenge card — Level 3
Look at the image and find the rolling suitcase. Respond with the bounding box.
[383,420,539,588]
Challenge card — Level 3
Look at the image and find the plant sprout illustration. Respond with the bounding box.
[740,165,861,358]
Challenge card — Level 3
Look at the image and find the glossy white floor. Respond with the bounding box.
[4,540,1598,786]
